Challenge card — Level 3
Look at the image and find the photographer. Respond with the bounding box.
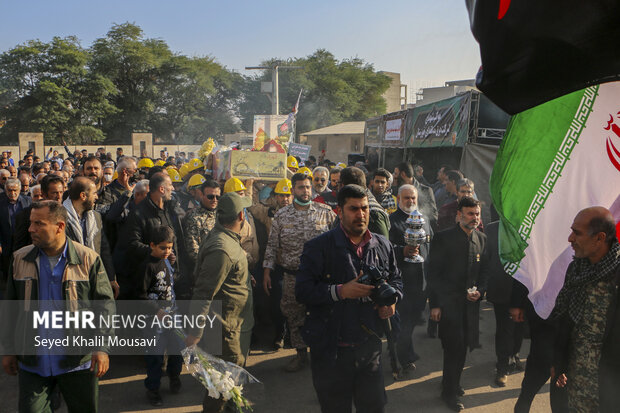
[296,184,403,413]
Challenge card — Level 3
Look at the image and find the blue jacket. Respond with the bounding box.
[296,225,403,361]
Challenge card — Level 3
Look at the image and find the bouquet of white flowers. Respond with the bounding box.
[176,330,259,411]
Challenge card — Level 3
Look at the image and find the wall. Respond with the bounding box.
[0,144,202,162]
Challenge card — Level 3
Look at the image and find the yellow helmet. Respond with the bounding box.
[187,158,204,172]
[188,174,206,189]
[287,155,298,169]
[224,177,246,193]
[112,171,119,180]
[337,162,347,169]
[155,159,166,167]
[179,163,190,178]
[137,158,154,169]
[168,168,182,183]
[297,167,313,178]
[274,178,292,195]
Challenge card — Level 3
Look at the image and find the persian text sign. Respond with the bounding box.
[385,118,403,141]
[406,93,471,148]
[288,143,311,160]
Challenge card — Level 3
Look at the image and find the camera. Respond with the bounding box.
[358,265,398,307]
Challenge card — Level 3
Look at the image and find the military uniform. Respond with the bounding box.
[188,223,254,365]
[182,206,217,268]
[263,202,336,349]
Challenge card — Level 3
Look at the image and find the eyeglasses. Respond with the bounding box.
[205,194,220,200]
[314,178,326,182]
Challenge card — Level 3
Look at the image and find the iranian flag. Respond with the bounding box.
[490,81,620,318]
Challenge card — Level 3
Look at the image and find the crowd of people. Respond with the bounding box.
[0,145,618,413]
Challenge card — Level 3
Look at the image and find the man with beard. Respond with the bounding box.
[314,167,341,211]
[311,166,331,199]
[393,162,438,229]
[551,207,620,413]
[0,200,114,412]
[340,167,390,238]
[371,168,397,214]
[296,184,403,413]
[121,173,187,299]
[428,197,490,411]
[263,173,336,372]
[63,177,118,298]
[438,179,484,232]
[389,184,433,376]
[183,179,220,272]
[82,155,104,197]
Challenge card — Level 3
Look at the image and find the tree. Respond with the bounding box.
[0,37,117,145]
[239,49,391,134]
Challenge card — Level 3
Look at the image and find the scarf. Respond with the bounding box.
[551,240,620,323]
[63,197,97,249]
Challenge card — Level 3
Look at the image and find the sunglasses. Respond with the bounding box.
[205,194,220,200]
[314,177,326,182]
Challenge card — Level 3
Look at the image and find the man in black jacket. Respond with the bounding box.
[389,184,432,375]
[0,178,31,292]
[296,184,403,413]
[428,197,489,412]
[118,173,188,299]
[485,221,525,387]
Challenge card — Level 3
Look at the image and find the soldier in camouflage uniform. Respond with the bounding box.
[263,173,336,372]
[182,179,220,272]
[551,207,620,413]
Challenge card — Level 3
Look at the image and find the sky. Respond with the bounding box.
[1,0,481,103]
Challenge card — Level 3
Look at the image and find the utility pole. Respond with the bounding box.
[245,63,303,115]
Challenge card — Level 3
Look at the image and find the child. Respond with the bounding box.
[137,225,184,406]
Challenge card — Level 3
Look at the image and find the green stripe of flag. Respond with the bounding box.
[490,86,599,265]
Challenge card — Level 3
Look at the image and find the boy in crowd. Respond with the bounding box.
[136,226,184,406]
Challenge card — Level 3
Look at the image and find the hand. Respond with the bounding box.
[509,307,525,323]
[251,275,256,287]
[403,245,419,258]
[467,290,481,302]
[185,334,200,347]
[555,373,567,388]
[90,351,109,378]
[339,271,374,299]
[168,251,176,266]
[109,280,120,299]
[430,308,441,322]
[62,139,67,146]
[156,309,166,321]
[2,355,18,376]
[263,270,272,296]
[377,304,396,319]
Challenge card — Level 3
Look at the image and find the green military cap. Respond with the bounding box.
[217,192,252,222]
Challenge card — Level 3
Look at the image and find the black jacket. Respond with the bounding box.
[296,225,403,362]
[485,221,514,305]
[428,225,490,349]
[118,196,188,294]
[0,193,31,254]
[12,205,33,252]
